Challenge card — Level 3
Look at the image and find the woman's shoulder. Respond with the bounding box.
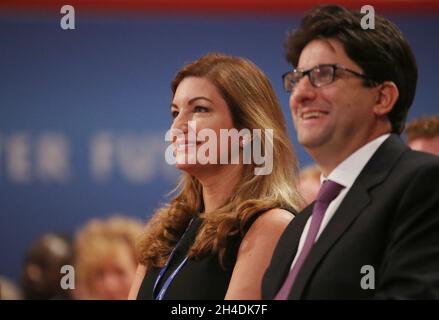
[252,207,294,230]
[232,208,295,275]
[241,206,295,236]
[239,207,293,241]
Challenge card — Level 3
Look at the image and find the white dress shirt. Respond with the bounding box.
[289,134,391,271]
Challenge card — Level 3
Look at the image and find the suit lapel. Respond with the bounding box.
[289,135,408,299]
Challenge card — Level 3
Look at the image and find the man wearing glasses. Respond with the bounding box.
[262,5,439,299]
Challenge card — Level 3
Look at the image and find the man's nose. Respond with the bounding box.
[290,75,317,107]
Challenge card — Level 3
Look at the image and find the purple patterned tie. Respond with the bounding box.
[274,179,344,300]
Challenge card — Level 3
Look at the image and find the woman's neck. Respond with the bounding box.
[198,165,243,213]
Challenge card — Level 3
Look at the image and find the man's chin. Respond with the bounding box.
[298,135,327,149]
[298,135,317,147]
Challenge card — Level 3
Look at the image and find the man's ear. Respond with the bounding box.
[373,81,399,116]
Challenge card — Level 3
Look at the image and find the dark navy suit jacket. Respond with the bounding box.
[262,135,439,299]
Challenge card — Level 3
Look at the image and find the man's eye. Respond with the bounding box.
[171,110,179,118]
[194,106,208,113]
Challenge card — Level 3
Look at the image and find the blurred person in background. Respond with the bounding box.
[405,115,439,156]
[129,53,303,300]
[0,276,23,300]
[74,216,143,300]
[298,164,321,205]
[21,233,73,300]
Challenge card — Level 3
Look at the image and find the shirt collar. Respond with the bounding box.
[321,134,391,189]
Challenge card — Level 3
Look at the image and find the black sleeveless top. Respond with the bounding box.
[137,208,295,300]
[137,216,241,300]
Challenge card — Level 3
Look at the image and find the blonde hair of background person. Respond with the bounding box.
[405,114,439,156]
[0,276,23,300]
[74,216,143,300]
[299,164,321,205]
[129,53,303,300]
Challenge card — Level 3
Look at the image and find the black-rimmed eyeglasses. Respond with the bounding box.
[282,64,376,92]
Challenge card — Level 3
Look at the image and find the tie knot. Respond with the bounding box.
[316,180,344,204]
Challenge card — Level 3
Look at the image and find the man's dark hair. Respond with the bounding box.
[285,5,418,134]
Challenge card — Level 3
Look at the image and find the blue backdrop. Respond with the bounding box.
[1,9,438,282]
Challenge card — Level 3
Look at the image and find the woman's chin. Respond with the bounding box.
[175,162,199,173]
[175,162,213,176]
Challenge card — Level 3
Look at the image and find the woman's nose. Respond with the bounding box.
[171,112,190,133]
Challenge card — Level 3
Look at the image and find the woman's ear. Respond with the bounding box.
[373,81,399,117]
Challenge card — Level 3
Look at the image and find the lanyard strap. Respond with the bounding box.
[154,256,188,300]
[153,218,195,300]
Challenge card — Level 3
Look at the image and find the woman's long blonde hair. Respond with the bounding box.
[138,53,303,269]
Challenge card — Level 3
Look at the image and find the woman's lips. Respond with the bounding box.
[174,141,201,152]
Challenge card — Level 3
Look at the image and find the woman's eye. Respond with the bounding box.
[194,106,208,113]
[171,110,179,118]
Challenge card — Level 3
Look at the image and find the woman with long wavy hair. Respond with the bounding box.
[129,53,303,300]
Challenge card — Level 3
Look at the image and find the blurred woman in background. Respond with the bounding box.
[298,164,322,205]
[74,216,143,299]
